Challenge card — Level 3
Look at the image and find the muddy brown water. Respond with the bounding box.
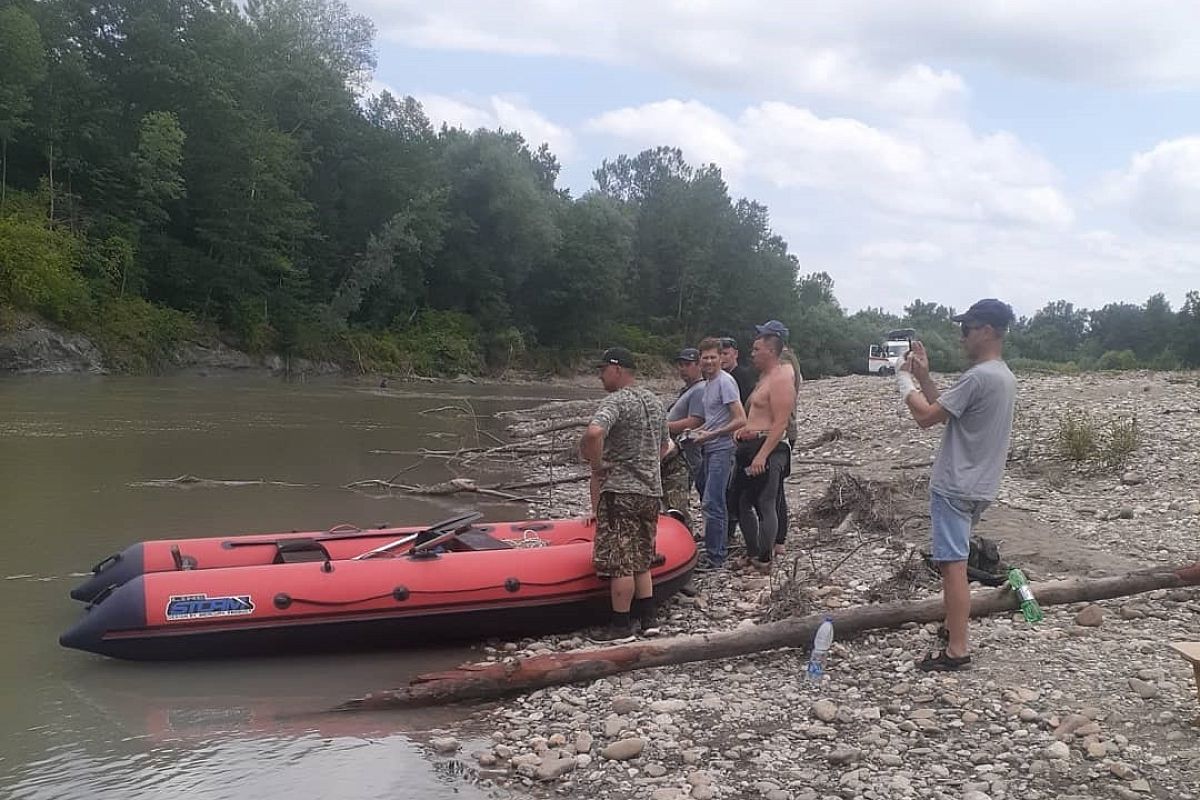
[0,375,594,800]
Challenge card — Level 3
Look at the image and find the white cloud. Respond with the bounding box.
[414,93,575,158]
[1098,137,1200,234]
[352,0,1200,111]
[584,100,746,172]
[858,241,945,262]
[585,99,1073,230]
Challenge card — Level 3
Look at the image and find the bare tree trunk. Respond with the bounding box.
[47,139,54,228]
[1,137,7,215]
[336,561,1200,711]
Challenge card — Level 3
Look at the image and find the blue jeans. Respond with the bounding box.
[699,449,735,564]
[929,490,989,562]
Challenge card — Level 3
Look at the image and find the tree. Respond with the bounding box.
[0,5,46,213]
[523,193,632,348]
[797,271,837,308]
[1013,300,1088,361]
[132,111,186,228]
[1177,291,1200,367]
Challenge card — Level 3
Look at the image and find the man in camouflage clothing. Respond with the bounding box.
[580,347,671,641]
[661,347,705,535]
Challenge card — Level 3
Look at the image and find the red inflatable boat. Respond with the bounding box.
[61,514,697,660]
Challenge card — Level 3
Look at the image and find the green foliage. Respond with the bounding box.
[1054,411,1140,472]
[607,324,678,359]
[0,5,46,208]
[87,297,197,374]
[1006,357,1080,375]
[133,111,186,227]
[0,211,89,324]
[1055,412,1098,463]
[403,309,481,375]
[1101,417,1140,470]
[1096,349,1138,371]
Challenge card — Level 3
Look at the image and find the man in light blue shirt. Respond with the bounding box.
[690,337,746,570]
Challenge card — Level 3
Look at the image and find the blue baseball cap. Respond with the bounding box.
[754,320,790,339]
[952,299,1014,330]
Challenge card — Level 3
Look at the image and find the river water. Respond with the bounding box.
[0,375,590,800]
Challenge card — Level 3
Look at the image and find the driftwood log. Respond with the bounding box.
[335,561,1200,712]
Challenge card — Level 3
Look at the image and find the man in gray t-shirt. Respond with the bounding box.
[690,337,746,569]
[897,299,1017,673]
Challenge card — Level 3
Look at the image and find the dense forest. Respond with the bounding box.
[1,0,1197,376]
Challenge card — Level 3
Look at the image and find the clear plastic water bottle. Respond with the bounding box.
[807,617,835,682]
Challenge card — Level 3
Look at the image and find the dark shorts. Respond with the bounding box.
[594,492,658,577]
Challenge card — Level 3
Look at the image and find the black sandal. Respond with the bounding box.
[918,649,972,672]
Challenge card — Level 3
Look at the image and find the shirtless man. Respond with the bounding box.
[732,330,798,571]
[756,320,802,556]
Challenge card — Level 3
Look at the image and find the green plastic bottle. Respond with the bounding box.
[1007,568,1044,623]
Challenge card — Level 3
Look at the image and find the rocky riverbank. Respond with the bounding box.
[416,372,1200,800]
[0,312,336,377]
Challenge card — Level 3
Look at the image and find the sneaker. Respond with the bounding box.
[588,623,637,644]
[693,557,725,573]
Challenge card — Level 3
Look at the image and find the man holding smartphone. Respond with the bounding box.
[897,299,1017,671]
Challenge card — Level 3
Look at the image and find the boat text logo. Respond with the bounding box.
[165,593,255,621]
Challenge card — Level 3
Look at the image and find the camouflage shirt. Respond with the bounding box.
[589,386,668,497]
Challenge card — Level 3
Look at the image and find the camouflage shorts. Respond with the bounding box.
[660,454,693,533]
[594,492,658,577]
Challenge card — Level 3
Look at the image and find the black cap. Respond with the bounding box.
[952,299,1015,330]
[596,347,636,369]
[718,337,738,350]
[754,320,789,340]
[675,347,700,363]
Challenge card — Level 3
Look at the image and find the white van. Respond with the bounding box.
[867,328,915,375]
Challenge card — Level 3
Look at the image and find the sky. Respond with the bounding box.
[351,1,1200,318]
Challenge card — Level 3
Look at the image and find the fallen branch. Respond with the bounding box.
[419,405,476,416]
[792,458,860,467]
[335,561,1200,711]
[491,473,590,492]
[794,427,845,451]
[343,476,531,503]
[891,460,934,470]
[130,474,313,489]
[511,417,590,439]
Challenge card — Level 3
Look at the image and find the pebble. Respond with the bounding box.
[1128,677,1158,699]
[650,698,686,713]
[827,746,860,765]
[1045,741,1071,760]
[429,736,460,754]
[1074,605,1104,627]
[612,696,640,714]
[1110,762,1137,780]
[811,699,839,723]
[535,757,576,781]
[600,737,645,761]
